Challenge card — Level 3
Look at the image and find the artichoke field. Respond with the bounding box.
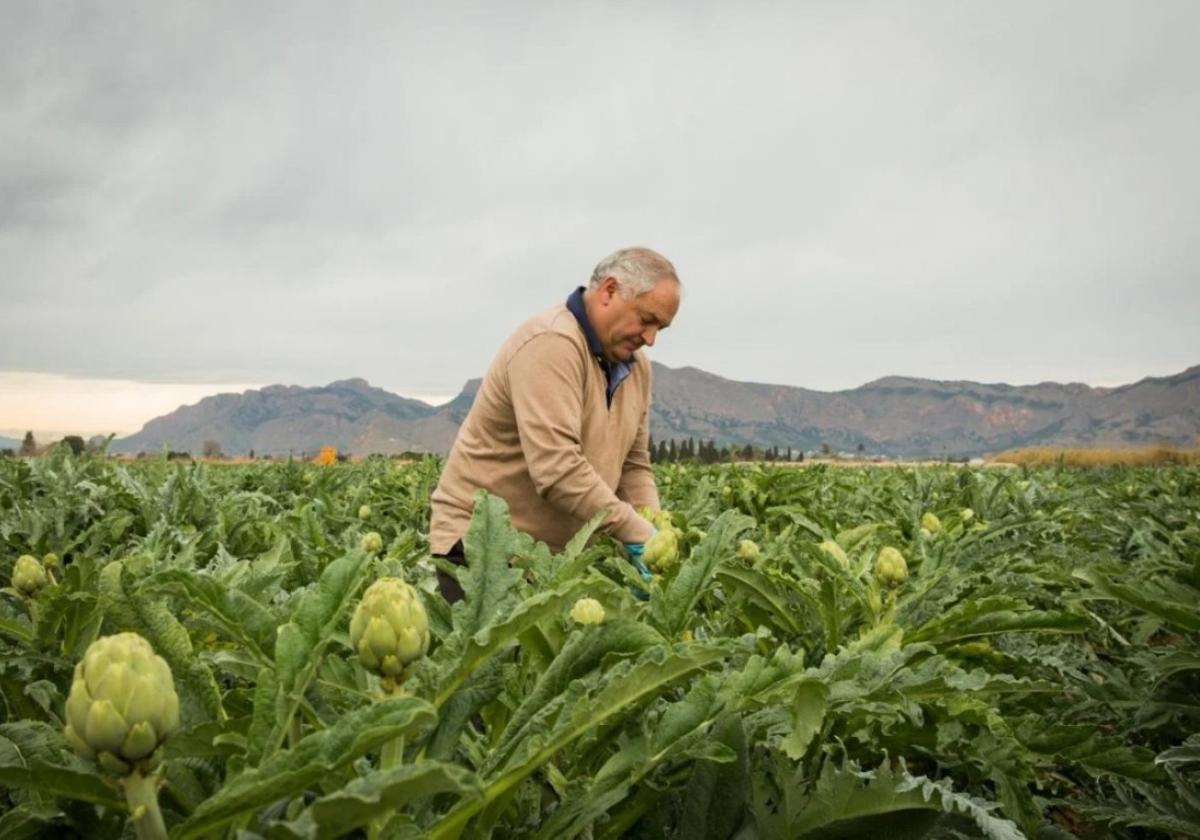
[0,449,1198,838]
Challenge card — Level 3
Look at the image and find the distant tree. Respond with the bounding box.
[786,446,793,462]
[248,449,256,460]
[61,435,85,456]
[820,443,831,457]
[740,443,754,461]
[857,442,865,455]
[0,448,13,458]
[202,440,224,459]
[19,431,37,456]
[668,439,677,462]
[796,449,805,463]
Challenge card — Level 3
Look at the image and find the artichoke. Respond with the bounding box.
[638,506,674,531]
[961,508,975,522]
[12,554,48,596]
[920,512,942,534]
[644,527,680,573]
[874,546,908,588]
[570,597,605,625]
[63,633,180,775]
[818,540,851,571]
[736,539,760,562]
[350,578,430,680]
[358,504,372,520]
[360,531,383,554]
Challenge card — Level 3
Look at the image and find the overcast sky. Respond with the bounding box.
[2,1,1198,436]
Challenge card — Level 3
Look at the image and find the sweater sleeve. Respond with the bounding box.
[507,333,656,544]
[616,377,660,512]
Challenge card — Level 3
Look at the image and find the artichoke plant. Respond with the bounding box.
[11,554,48,597]
[874,546,909,588]
[570,597,605,625]
[644,528,680,573]
[736,539,760,563]
[350,577,430,691]
[920,512,942,534]
[360,531,384,554]
[818,539,851,571]
[64,633,179,840]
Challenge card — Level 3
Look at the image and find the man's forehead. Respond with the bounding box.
[637,283,680,322]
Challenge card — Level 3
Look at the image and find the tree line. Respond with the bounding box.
[648,436,802,464]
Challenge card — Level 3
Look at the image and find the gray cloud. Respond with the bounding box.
[2,0,1198,400]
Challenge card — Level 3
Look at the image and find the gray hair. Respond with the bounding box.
[588,247,680,296]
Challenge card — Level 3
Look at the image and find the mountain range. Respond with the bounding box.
[109,363,1200,458]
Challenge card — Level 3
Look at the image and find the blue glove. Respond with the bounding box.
[624,542,654,582]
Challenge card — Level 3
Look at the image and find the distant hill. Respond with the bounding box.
[649,363,1200,457]
[112,364,1200,458]
[0,435,22,451]
[113,378,459,456]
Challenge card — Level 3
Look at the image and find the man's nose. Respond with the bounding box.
[642,326,658,347]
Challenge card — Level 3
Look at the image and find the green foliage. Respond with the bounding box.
[0,449,1197,838]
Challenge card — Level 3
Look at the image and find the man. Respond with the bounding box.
[429,246,681,601]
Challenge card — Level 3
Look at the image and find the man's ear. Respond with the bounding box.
[599,276,620,303]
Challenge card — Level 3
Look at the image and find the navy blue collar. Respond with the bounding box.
[566,286,634,406]
[566,287,605,358]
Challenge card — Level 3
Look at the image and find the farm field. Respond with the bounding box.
[1,452,1198,839]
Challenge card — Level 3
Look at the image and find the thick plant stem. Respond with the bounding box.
[369,682,407,840]
[123,769,168,840]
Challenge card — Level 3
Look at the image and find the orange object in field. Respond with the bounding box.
[315,446,338,466]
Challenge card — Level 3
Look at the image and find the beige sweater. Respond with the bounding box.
[429,302,659,553]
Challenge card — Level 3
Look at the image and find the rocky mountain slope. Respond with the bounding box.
[112,364,1200,458]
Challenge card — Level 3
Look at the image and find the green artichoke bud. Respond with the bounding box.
[961,508,975,522]
[638,506,674,531]
[570,597,605,625]
[874,547,908,588]
[63,633,180,775]
[42,552,60,571]
[737,540,760,562]
[920,512,942,534]
[919,527,932,540]
[358,504,372,520]
[644,527,680,573]
[12,554,48,597]
[818,540,851,571]
[360,531,383,554]
[349,578,430,679]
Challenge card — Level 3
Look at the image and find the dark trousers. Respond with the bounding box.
[435,541,467,604]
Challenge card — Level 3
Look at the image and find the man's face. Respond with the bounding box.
[591,277,680,363]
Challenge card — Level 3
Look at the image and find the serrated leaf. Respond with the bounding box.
[149,568,278,662]
[781,679,828,760]
[175,696,436,840]
[434,577,591,709]
[457,492,521,638]
[906,595,1088,645]
[432,643,729,839]
[278,762,481,839]
[249,549,372,764]
[651,509,754,637]
[490,618,666,772]
[97,560,224,723]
